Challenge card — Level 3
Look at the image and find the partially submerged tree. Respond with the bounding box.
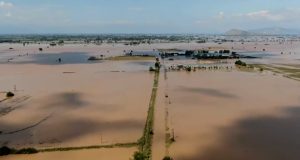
[149,67,156,72]
[58,40,64,45]
[16,148,38,154]
[6,92,14,98]
[235,60,247,67]
[0,146,15,156]
[163,156,174,160]
[133,151,147,160]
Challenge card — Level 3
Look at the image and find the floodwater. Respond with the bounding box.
[0,52,100,65]
[160,71,300,160]
[2,148,136,160]
[1,42,300,159]
[239,51,275,58]
[0,67,153,148]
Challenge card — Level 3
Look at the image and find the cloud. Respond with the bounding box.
[245,10,284,21]
[0,1,13,9]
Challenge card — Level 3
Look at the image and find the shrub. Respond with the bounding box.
[0,146,14,156]
[170,137,175,142]
[163,156,173,160]
[88,56,97,61]
[6,92,14,98]
[149,67,156,72]
[133,151,147,160]
[16,148,38,154]
[235,60,247,67]
[58,40,64,44]
[186,66,192,72]
[0,146,38,156]
[155,62,160,68]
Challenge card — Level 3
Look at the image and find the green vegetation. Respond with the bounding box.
[0,142,137,156]
[149,67,156,72]
[149,59,161,73]
[6,92,14,98]
[165,132,175,148]
[250,64,300,81]
[163,156,174,160]
[39,142,137,152]
[88,56,103,61]
[107,56,155,61]
[133,151,147,160]
[135,69,159,160]
[259,68,264,72]
[16,148,38,154]
[235,60,247,67]
[0,34,202,44]
[0,146,37,156]
[249,64,272,73]
[0,146,16,156]
[58,40,64,45]
[155,62,160,68]
[288,73,300,79]
[272,66,300,73]
[186,66,192,72]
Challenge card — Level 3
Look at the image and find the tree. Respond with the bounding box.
[0,146,14,156]
[58,40,64,45]
[155,62,160,69]
[149,67,156,72]
[163,156,173,160]
[16,148,38,154]
[133,151,146,160]
[235,60,247,67]
[6,92,14,98]
[186,66,192,72]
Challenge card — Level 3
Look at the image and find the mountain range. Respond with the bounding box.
[225,27,300,36]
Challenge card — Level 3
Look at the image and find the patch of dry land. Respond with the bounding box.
[1,41,300,160]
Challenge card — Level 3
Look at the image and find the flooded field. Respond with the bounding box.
[0,63,154,148]
[0,41,300,159]
[2,148,136,160]
[161,71,300,160]
[2,0,300,159]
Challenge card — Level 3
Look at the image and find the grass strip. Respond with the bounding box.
[135,70,159,160]
[39,142,138,152]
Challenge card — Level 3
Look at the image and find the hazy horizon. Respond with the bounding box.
[1,0,300,34]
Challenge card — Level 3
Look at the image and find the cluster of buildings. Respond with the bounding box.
[125,49,248,60]
[160,49,240,59]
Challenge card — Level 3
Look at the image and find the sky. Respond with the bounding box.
[0,0,300,34]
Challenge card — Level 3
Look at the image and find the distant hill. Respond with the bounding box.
[249,27,300,35]
[225,29,252,36]
[225,27,300,36]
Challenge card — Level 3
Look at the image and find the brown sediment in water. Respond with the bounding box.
[0,68,153,148]
[1,42,300,159]
[161,71,300,160]
[1,148,136,160]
